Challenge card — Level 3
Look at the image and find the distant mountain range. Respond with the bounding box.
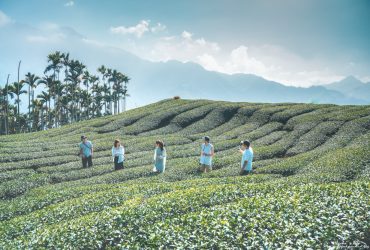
[322,76,370,103]
[1,24,369,107]
[67,43,370,107]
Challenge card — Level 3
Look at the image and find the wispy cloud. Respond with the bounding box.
[122,29,345,87]
[24,23,82,44]
[111,20,149,38]
[0,10,11,27]
[26,33,66,43]
[181,31,192,40]
[64,1,74,7]
[143,30,220,62]
[110,20,166,38]
[151,22,166,33]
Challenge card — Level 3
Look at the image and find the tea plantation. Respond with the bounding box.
[0,99,369,249]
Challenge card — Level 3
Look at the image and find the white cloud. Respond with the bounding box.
[0,10,11,27]
[199,45,344,87]
[110,20,150,38]
[26,35,50,43]
[26,33,66,43]
[142,30,220,63]
[360,76,370,83]
[24,24,79,44]
[82,38,104,47]
[151,23,166,33]
[111,20,166,38]
[64,1,74,7]
[196,46,270,77]
[126,29,346,87]
[181,31,193,40]
[40,22,59,31]
[226,46,270,75]
[197,54,221,71]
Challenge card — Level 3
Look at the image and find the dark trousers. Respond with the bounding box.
[240,169,252,176]
[82,156,93,168]
[114,156,124,170]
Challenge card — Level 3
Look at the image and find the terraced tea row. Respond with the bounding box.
[0,99,369,248]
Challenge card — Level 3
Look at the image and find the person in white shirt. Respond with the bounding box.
[199,136,214,173]
[112,139,125,170]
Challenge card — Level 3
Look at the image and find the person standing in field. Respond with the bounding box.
[199,136,214,173]
[79,135,93,168]
[153,140,166,173]
[239,140,253,175]
[112,139,125,170]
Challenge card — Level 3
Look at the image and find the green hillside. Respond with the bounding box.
[0,99,369,249]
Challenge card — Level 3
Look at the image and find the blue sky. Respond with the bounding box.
[1,0,370,87]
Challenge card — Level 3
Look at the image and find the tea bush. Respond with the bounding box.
[0,99,369,248]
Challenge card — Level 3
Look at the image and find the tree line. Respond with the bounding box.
[0,51,130,135]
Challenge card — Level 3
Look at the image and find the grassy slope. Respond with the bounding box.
[0,99,369,248]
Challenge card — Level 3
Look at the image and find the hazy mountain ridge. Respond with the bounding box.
[322,76,370,101]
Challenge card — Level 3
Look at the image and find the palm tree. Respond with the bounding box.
[91,77,105,117]
[56,52,70,126]
[79,90,92,119]
[98,65,112,114]
[121,74,130,112]
[39,75,53,127]
[105,68,113,113]
[65,59,86,121]
[0,86,7,134]
[6,104,17,134]
[3,51,131,133]
[90,75,99,88]
[9,81,27,119]
[82,70,91,92]
[21,72,40,130]
[45,51,63,127]
[0,74,10,134]
[59,93,73,124]
[62,52,70,77]
[89,75,99,117]
[45,51,63,80]
[37,91,50,129]
[101,83,111,115]
[30,99,43,131]
[109,69,121,114]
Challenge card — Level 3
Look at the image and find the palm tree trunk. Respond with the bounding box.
[123,95,126,112]
[31,89,35,131]
[55,84,58,128]
[4,74,10,135]
[109,82,112,114]
[28,85,31,131]
[41,108,44,130]
[17,60,21,132]
[114,97,117,115]
[53,69,56,127]
[48,98,51,128]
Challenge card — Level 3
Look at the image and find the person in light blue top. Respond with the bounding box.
[239,140,254,175]
[79,135,93,168]
[153,140,166,173]
[199,136,214,173]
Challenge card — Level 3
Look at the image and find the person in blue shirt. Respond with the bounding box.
[199,136,214,173]
[79,135,93,168]
[153,140,166,173]
[239,140,253,175]
[112,139,125,170]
